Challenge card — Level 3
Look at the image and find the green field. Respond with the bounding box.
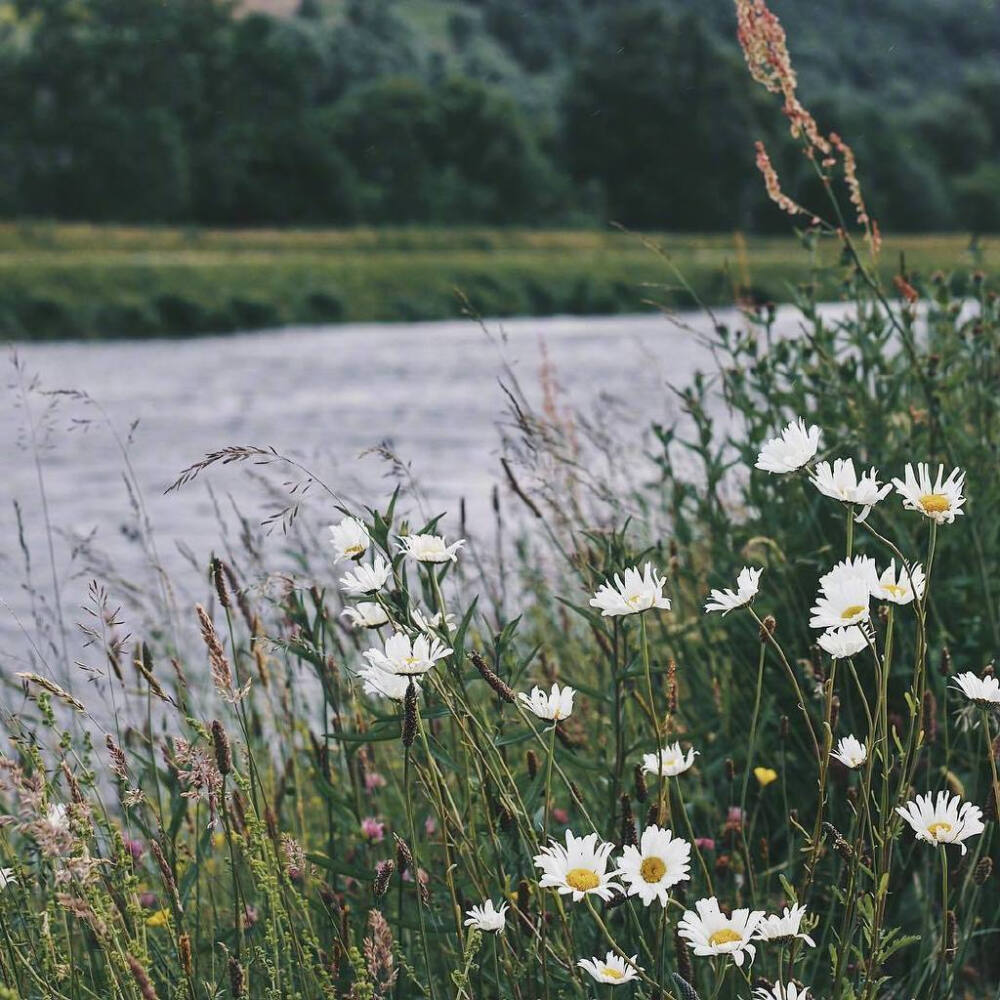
[0,222,992,339]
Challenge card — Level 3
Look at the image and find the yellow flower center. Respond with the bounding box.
[640,856,667,883]
[927,821,952,838]
[626,593,644,606]
[404,656,420,666]
[882,583,905,597]
[708,928,743,947]
[566,868,600,892]
[920,493,950,514]
[841,604,866,619]
[601,967,625,980]
[344,544,365,556]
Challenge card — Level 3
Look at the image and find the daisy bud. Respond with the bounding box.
[211,556,230,609]
[402,681,418,748]
[633,764,648,803]
[944,910,957,963]
[974,857,993,885]
[229,956,246,999]
[759,614,777,641]
[470,651,515,704]
[394,834,414,874]
[526,750,538,780]
[673,930,693,986]
[922,690,938,744]
[373,859,395,898]
[211,720,232,776]
[619,794,637,848]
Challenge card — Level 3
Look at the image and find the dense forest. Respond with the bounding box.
[2,0,999,231]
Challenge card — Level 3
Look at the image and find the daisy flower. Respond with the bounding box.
[357,664,418,701]
[873,560,926,605]
[411,608,456,633]
[533,830,621,902]
[811,458,892,522]
[754,903,815,947]
[398,533,465,564]
[892,463,966,524]
[463,900,508,932]
[818,555,879,595]
[577,952,641,985]
[341,555,392,596]
[809,576,871,631]
[618,826,691,906]
[362,631,452,677]
[705,567,762,615]
[895,791,985,854]
[677,896,764,967]
[518,683,575,721]
[755,419,821,474]
[642,742,698,777]
[328,517,370,562]
[951,671,1000,709]
[754,984,812,1000]
[341,603,390,629]
[0,868,15,890]
[589,564,671,617]
[817,625,870,660]
[830,735,867,769]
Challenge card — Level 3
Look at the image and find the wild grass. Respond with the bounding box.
[0,222,993,338]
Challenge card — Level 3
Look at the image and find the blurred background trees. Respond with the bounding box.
[1,0,998,231]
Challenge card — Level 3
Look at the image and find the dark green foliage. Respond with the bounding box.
[1,0,999,230]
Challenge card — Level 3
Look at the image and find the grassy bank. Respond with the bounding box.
[0,221,993,339]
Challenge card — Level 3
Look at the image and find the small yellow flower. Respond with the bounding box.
[754,767,778,787]
[145,908,171,928]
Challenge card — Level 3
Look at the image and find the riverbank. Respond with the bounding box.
[0,223,991,339]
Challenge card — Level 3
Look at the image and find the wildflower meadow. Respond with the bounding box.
[2,3,1000,1000]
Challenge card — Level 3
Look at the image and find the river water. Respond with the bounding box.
[0,307,823,674]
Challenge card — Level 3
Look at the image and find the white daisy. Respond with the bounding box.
[617,826,691,906]
[0,868,16,889]
[830,735,867,769]
[362,631,452,678]
[892,463,966,524]
[755,419,821,474]
[810,458,891,522]
[589,563,671,617]
[328,517,370,562]
[341,602,390,629]
[817,625,870,660]
[577,952,641,985]
[463,899,508,933]
[398,533,465,564]
[873,560,925,605]
[951,671,1000,708]
[518,683,575,721]
[357,664,418,701]
[754,984,812,1000]
[809,576,871,631]
[818,555,879,595]
[754,903,815,947]
[411,608,456,633]
[896,791,985,854]
[533,830,621,902]
[642,743,698,778]
[677,896,764,967]
[341,555,392,596]
[705,567,762,616]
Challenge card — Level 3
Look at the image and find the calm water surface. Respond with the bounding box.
[1,307,832,670]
